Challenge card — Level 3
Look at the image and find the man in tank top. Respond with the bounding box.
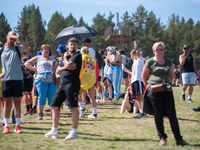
[179,44,199,103]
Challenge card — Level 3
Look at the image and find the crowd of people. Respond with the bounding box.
[0,30,200,146]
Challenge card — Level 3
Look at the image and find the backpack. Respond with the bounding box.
[95,50,104,70]
[125,57,133,69]
[0,46,21,61]
[21,55,35,78]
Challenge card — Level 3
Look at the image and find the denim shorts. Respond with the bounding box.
[182,72,196,85]
[34,79,57,106]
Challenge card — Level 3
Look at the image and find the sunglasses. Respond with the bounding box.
[10,38,16,41]
[184,48,189,50]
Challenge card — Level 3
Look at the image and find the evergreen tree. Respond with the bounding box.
[45,11,65,57]
[27,4,46,55]
[65,13,77,27]
[15,5,30,42]
[0,12,11,44]
[142,11,165,56]
[92,12,115,51]
[78,16,85,26]
[131,5,148,50]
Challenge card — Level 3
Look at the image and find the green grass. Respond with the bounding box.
[0,86,200,150]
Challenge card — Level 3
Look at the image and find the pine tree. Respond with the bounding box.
[65,13,77,27]
[45,11,65,57]
[0,12,11,44]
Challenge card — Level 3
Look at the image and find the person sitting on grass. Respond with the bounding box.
[120,83,138,114]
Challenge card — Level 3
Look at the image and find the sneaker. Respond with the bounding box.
[45,130,58,139]
[2,126,9,134]
[88,113,97,118]
[96,96,102,99]
[32,109,37,114]
[107,97,112,100]
[175,139,190,146]
[79,108,88,118]
[44,108,51,112]
[192,106,200,111]
[114,97,118,101]
[0,122,5,127]
[14,125,23,134]
[65,130,79,140]
[84,101,91,105]
[182,94,185,101]
[134,113,147,119]
[187,98,193,103]
[22,109,31,116]
[159,138,167,146]
[38,113,43,120]
[103,96,107,101]
[66,106,71,112]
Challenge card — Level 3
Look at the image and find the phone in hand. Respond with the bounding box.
[184,50,188,56]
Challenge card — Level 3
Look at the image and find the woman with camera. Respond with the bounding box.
[142,42,190,146]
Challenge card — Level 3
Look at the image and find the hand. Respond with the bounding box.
[0,73,6,78]
[8,34,18,40]
[123,67,127,72]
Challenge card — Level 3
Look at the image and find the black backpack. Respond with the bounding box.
[95,50,104,70]
[125,57,133,69]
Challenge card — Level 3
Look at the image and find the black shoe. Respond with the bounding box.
[134,113,147,119]
[175,139,190,146]
[32,109,37,114]
[192,106,200,111]
[187,98,193,103]
[44,108,51,112]
[21,109,31,116]
[38,113,43,120]
[182,94,185,101]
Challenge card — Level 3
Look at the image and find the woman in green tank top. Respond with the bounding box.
[142,42,190,146]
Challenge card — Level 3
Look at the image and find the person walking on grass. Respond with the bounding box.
[1,31,31,134]
[45,38,82,140]
[179,44,199,103]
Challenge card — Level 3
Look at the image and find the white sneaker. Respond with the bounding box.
[65,130,79,140]
[96,96,102,99]
[79,108,88,118]
[45,130,58,139]
[103,96,107,101]
[88,114,97,118]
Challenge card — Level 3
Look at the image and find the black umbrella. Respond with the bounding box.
[54,25,99,42]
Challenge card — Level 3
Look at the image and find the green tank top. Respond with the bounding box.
[145,58,172,85]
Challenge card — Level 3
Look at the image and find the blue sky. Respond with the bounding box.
[2,0,200,30]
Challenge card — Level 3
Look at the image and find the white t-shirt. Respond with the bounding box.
[121,55,127,68]
[88,47,96,61]
[131,56,144,83]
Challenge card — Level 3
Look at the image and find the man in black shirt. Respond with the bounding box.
[45,38,82,140]
[179,45,199,103]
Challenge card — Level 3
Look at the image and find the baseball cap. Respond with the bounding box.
[83,38,91,43]
[36,51,42,56]
[109,46,116,53]
[57,44,66,53]
[146,56,150,60]
[183,45,189,49]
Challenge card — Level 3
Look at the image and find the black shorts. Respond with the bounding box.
[50,82,80,108]
[127,103,133,113]
[1,80,23,97]
[131,81,143,96]
[23,78,33,92]
[123,71,128,79]
[34,88,38,96]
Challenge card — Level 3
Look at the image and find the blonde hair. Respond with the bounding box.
[106,46,111,51]
[40,44,51,55]
[152,41,165,52]
[81,46,89,55]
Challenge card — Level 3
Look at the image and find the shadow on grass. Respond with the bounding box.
[192,144,200,147]
[177,118,200,122]
[21,122,52,124]
[81,137,157,142]
[98,107,118,110]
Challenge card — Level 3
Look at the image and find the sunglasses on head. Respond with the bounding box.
[10,38,16,41]
[184,48,189,50]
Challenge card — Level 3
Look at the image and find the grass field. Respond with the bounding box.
[0,86,200,150]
